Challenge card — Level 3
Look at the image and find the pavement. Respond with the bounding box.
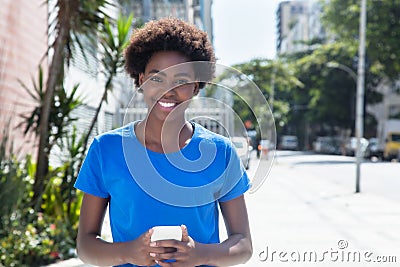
[46,151,400,267]
[244,152,400,267]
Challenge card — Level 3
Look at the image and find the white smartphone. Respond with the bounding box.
[151,226,182,242]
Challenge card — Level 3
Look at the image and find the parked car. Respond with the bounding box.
[279,135,298,150]
[364,137,381,159]
[343,137,369,156]
[383,132,400,161]
[313,136,342,155]
[231,137,251,169]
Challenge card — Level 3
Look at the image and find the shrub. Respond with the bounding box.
[0,124,84,266]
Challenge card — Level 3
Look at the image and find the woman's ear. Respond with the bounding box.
[137,73,144,92]
[138,73,144,86]
[193,82,200,96]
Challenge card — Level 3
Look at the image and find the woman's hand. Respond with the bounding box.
[125,229,177,266]
[123,229,157,266]
[150,225,207,267]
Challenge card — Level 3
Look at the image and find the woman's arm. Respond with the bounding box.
[206,194,253,266]
[76,193,167,266]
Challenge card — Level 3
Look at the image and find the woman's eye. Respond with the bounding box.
[175,79,189,85]
[150,76,163,83]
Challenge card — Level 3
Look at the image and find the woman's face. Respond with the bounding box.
[138,51,199,122]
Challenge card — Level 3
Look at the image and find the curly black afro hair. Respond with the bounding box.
[124,17,215,89]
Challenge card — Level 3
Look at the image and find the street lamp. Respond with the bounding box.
[327,61,360,190]
[326,62,357,121]
[327,0,367,194]
[326,62,357,82]
[355,0,367,193]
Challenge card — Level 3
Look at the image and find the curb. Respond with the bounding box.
[44,258,91,267]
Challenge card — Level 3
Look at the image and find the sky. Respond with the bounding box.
[211,0,283,66]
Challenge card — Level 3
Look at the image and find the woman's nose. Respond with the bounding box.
[162,85,177,98]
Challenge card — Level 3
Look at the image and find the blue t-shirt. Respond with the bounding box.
[74,121,250,267]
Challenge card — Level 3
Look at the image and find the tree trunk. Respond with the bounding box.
[32,23,69,209]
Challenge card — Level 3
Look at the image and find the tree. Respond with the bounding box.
[78,14,133,172]
[19,67,83,160]
[34,0,111,207]
[232,58,302,136]
[292,43,357,130]
[286,42,382,143]
[320,0,400,80]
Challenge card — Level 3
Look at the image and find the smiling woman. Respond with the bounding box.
[139,51,199,124]
[138,51,198,122]
[74,17,253,267]
[125,17,215,89]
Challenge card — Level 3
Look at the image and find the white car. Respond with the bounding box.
[279,135,298,150]
[344,137,369,156]
[231,137,251,169]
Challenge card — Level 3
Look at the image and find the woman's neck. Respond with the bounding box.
[135,115,193,153]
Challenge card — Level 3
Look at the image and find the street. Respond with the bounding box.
[241,150,400,267]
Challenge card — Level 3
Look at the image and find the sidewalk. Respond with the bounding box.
[45,258,89,267]
[47,152,400,267]
[244,152,400,266]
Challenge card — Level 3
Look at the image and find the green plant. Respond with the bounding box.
[42,125,86,239]
[0,123,30,221]
[79,13,133,170]
[0,122,83,266]
[0,123,52,267]
[19,66,83,153]
[19,66,83,209]
[0,208,77,267]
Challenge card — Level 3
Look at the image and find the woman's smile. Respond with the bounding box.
[157,99,178,111]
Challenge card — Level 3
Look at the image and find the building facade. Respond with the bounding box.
[0,0,48,156]
[276,0,325,55]
[119,0,213,43]
[368,79,400,141]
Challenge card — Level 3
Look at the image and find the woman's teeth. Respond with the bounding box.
[158,101,176,108]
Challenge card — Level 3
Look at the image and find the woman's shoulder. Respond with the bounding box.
[192,122,233,148]
[93,123,133,145]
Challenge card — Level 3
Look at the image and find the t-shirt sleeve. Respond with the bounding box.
[218,142,251,202]
[74,138,109,198]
